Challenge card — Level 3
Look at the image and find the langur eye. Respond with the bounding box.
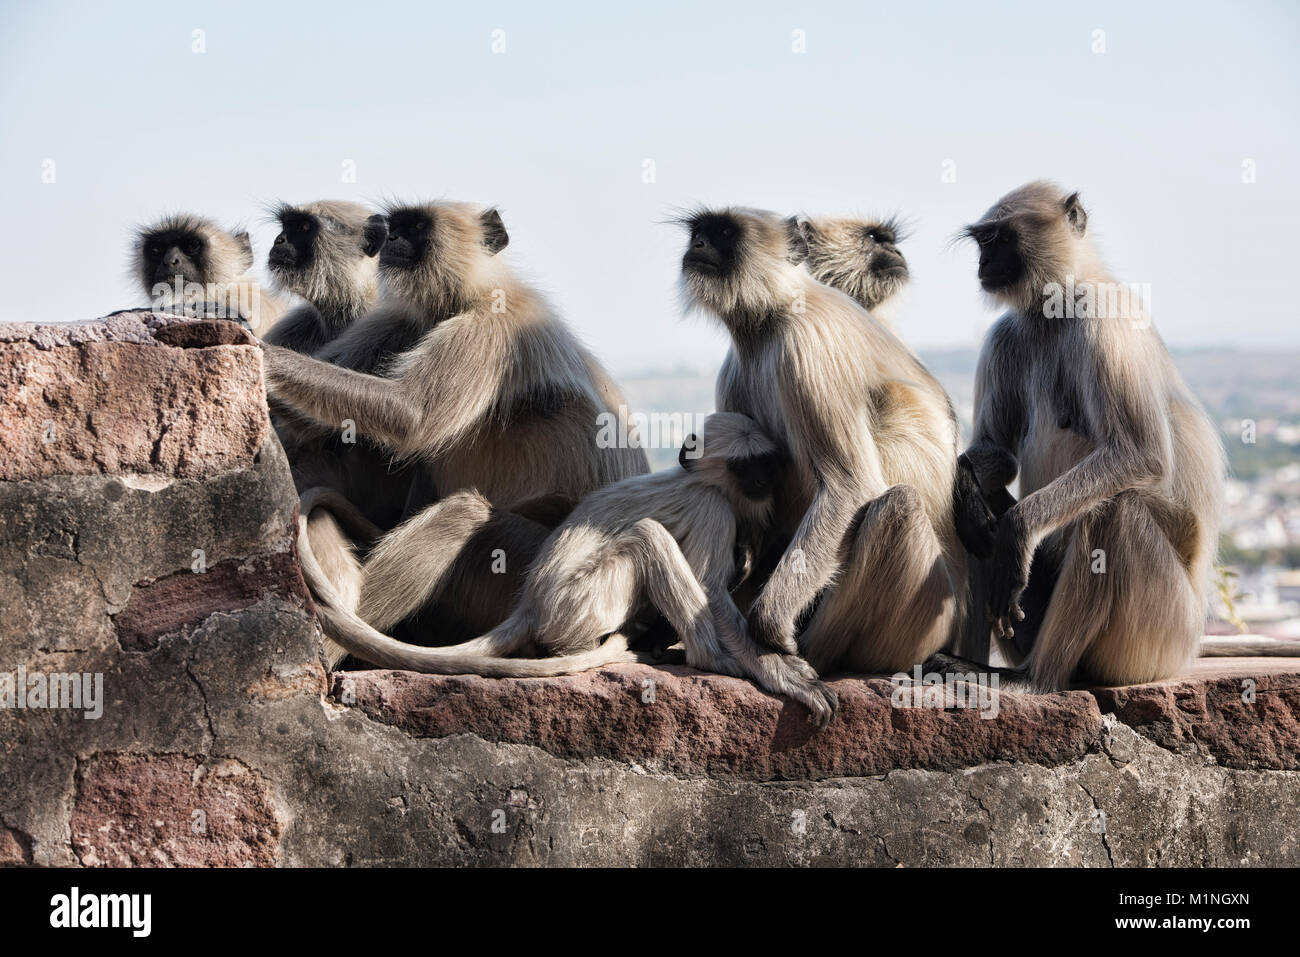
[721,227,734,238]
[866,231,878,242]
[301,221,311,231]
[184,242,200,255]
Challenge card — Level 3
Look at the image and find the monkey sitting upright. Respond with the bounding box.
[680,207,967,677]
[262,201,648,508]
[134,213,289,337]
[955,181,1224,690]
[299,412,837,725]
[259,200,414,523]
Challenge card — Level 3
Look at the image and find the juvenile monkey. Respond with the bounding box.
[134,213,288,336]
[681,207,966,676]
[300,413,837,724]
[956,181,1223,689]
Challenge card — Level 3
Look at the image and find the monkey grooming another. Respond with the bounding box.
[263,202,648,657]
[954,181,1224,690]
[134,213,289,337]
[680,207,966,676]
[299,412,837,725]
[262,201,647,509]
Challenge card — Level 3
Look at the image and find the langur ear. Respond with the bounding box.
[1063,192,1087,235]
[233,230,254,270]
[783,216,809,265]
[480,208,509,255]
[362,214,388,257]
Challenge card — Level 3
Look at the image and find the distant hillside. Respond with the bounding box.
[621,347,1300,472]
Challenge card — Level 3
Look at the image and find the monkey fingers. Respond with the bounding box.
[750,651,838,728]
[954,454,998,558]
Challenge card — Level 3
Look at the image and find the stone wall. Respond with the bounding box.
[1,314,1297,867]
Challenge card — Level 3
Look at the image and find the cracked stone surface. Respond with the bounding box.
[2,314,1299,867]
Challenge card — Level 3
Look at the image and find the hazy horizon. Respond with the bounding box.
[2,0,1297,374]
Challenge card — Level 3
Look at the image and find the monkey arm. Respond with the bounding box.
[1012,339,1168,547]
[964,316,1024,498]
[262,346,421,451]
[986,336,1169,637]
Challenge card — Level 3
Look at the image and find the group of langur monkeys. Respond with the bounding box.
[133,181,1235,726]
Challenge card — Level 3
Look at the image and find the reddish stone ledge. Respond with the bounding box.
[70,753,283,867]
[330,664,1103,781]
[1090,657,1300,770]
[0,312,267,480]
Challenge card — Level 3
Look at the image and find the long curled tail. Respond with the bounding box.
[296,502,638,676]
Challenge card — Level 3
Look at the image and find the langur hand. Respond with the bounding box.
[954,454,998,558]
[987,509,1031,640]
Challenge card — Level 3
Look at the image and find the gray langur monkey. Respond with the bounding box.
[263,200,389,354]
[134,213,289,337]
[680,207,966,676]
[258,201,413,666]
[798,214,910,320]
[261,199,648,508]
[952,181,1225,689]
[259,199,413,527]
[299,412,838,725]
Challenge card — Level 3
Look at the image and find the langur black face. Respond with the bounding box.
[269,210,319,274]
[968,220,1025,294]
[381,208,435,270]
[682,213,743,277]
[862,221,908,284]
[966,186,1088,299]
[725,450,786,502]
[141,228,207,284]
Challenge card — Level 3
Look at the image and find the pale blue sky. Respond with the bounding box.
[2,0,1297,372]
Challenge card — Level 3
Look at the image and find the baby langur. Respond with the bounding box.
[799,215,910,319]
[134,213,288,337]
[682,207,966,676]
[955,181,1224,689]
[299,413,838,726]
[263,200,388,354]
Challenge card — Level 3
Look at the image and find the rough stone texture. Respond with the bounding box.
[1092,664,1300,770]
[1,314,1299,868]
[0,311,266,480]
[70,753,282,867]
[329,666,1102,781]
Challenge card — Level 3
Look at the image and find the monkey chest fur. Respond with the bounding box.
[1018,355,1094,497]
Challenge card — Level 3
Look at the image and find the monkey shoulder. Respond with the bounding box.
[265,304,329,354]
[317,307,427,374]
